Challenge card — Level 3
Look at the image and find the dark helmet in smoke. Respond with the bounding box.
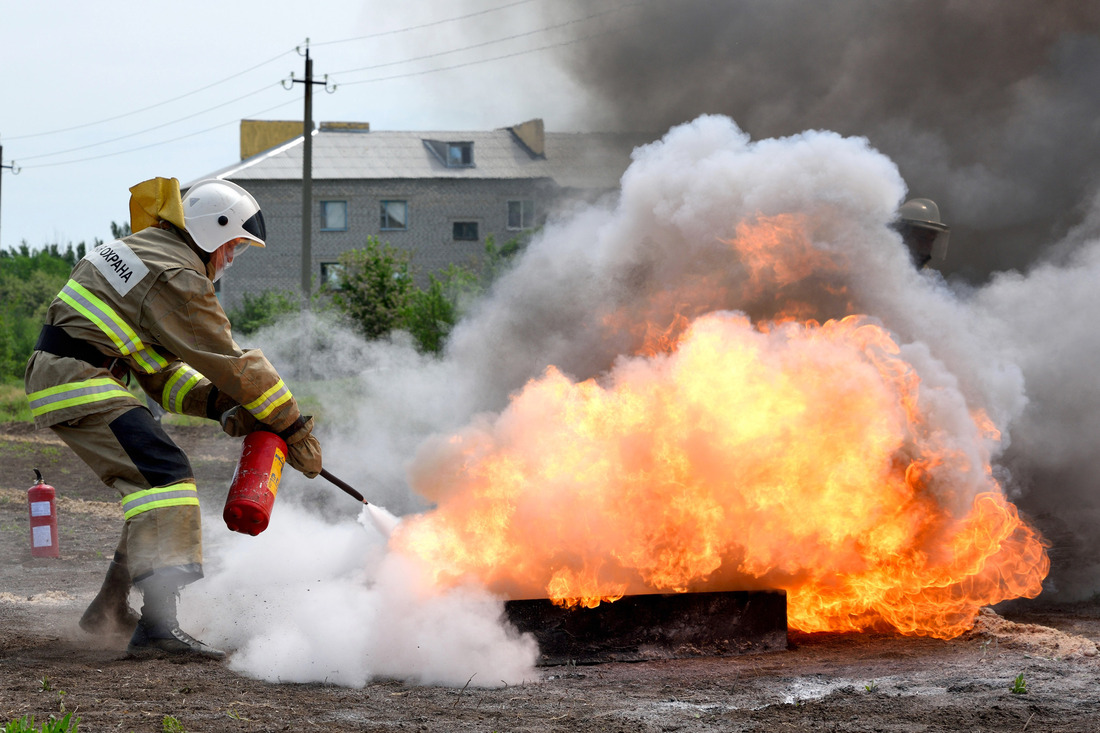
[894,198,950,269]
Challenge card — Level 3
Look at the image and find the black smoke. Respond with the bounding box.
[542,0,1100,280]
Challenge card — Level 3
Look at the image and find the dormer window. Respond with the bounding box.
[447,142,473,167]
[424,139,475,168]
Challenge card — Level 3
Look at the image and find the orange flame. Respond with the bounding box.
[393,215,1048,639]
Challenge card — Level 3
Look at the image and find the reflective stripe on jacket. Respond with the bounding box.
[27,377,139,418]
[161,365,204,413]
[243,379,294,421]
[58,280,169,373]
[121,482,200,520]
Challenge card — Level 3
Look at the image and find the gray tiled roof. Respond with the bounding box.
[191,128,647,190]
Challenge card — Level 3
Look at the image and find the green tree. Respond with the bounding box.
[333,237,413,340]
[481,233,525,286]
[110,221,132,240]
[330,233,524,354]
[0,244,80,380]
[402,275,455,354]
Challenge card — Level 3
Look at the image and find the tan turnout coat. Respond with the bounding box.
[24,225,300,581]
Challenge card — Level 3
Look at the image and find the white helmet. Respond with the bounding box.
[182,179,267,253]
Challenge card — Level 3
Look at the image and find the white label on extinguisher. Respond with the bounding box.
[30,501,52,517]
[32,525,52,547]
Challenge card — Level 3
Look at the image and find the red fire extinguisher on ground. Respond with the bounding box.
[28,469,59,558]
[224,431,287,536]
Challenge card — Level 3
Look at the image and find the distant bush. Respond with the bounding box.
[331,234,526,354]
[225,289,299,335]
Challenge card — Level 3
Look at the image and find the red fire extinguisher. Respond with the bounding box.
[224,431,287,536]
[28,469,59,558]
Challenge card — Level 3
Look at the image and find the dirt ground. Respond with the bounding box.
[3,421,1100,733]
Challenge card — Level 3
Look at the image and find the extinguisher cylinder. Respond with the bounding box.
[28,469,60,558]
[224,431,287,536]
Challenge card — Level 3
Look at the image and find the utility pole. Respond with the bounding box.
[0,145,21,247]
[286,40,335,311]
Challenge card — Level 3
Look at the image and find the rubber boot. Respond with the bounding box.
[79,553,140,637]
[126,578,225,659]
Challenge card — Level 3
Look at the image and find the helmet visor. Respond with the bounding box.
[242,209,267,243]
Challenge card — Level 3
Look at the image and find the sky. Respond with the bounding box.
[0,0,594,251]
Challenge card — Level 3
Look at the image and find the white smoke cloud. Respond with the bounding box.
[188,498,538,687]
[193,113,1100,686]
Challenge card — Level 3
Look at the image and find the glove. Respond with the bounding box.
[219,406,259,437]
[280,416,322,479]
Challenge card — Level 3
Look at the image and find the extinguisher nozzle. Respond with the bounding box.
[319,468,367,504]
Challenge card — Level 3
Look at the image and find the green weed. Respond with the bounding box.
[161,716,186,733]
[3,712,80,732]
[1010,673,1028,694]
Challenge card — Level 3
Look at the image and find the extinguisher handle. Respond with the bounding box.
[319,468,367,504]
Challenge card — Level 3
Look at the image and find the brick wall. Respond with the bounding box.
[218,177,563,310]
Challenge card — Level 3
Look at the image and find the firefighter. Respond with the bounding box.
[895,198,951,269]
[24,177,321,659]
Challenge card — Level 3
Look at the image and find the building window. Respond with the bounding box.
[320,262,344,291]
[453,222,479,241]
[447,142,474,167]
[508,200,534,230]
[380,200,408,230]
[423,139,475,168]
[320,201,347,231]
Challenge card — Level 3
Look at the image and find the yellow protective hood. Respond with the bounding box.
[128,177,186,234]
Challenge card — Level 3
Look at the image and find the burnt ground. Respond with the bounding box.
[2,421,1100,732]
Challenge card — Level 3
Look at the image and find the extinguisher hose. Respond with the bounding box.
[319,468,367,504]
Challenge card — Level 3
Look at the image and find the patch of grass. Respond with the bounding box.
[1010,673,1028,694]
[161,716,186,733]
[0,380,31,422]
[3,712,80,732]
[0,442,42,459]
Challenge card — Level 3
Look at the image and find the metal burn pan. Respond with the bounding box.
[503,590,788,666]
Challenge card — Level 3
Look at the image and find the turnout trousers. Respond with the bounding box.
[51,404,203,586]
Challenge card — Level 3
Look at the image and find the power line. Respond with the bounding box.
[336,14,655,88]
[18,84,285,163]
[3,48,296,142]
[312,0,541,47]
[328,1,640,77]
[20,97,302,170]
